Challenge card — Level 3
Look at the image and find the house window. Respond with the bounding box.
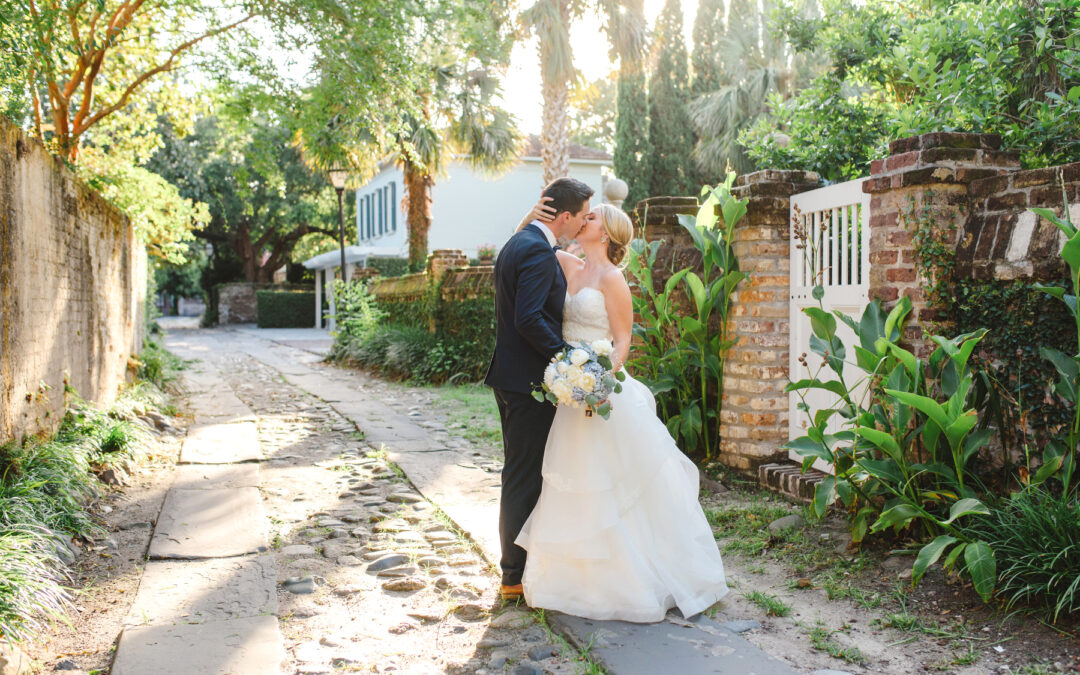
[378,187,385,235]
[390,182,397,232]
[360,191,369,240]
[367,195,373,239]
[377,189,384,238]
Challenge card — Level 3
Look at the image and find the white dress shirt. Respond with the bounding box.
[531,220,558,249]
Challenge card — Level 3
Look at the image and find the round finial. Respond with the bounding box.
[604,178,629,203]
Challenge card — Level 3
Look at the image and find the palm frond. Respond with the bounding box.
[522,0,575,85]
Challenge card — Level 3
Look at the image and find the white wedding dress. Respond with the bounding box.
[515,287,729,622]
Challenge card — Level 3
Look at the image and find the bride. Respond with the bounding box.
[513,202,729,622]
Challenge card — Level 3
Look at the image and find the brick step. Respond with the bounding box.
[757,461,829,502]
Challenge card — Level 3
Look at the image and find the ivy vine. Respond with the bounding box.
[903,189,961,310]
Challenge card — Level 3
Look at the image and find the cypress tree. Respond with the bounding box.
[691,0,726,96]
[647,0,695,198]
[613,65,652,213]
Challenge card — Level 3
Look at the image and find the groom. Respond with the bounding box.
[485,177,594,600]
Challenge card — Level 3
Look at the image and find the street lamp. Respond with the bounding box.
[328,163,349,282]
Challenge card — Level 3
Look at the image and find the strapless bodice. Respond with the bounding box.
[563,287,611,344]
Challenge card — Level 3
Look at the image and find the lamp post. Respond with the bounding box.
[328,163,349,282]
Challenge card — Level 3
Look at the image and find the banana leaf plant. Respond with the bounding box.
[626,172,749,458]
[785,288,999,601]
[1032,187,1080,496]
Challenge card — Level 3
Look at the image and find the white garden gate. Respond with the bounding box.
[788,178,871,473]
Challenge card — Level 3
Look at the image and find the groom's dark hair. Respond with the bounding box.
[542,177,594,217]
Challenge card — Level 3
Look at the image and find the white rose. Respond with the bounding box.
[590,339,613,357]
[557,361,569,375]
[550,380,573,405]
[579,373,596,391]
[570,349,589,367]
[543,364,557,389]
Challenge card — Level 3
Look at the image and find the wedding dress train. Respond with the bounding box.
[515,287,728,622]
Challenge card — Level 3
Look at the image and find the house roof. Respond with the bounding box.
[521,135,612,161]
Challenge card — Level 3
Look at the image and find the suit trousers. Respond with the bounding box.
[492,387,557,586]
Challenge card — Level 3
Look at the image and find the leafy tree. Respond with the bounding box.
[741,76,890,182]
[610,0,651,211]
[688,0,820,176]
[291,2,522,271]
[523,0,647,184]
[690,0,725,96]
[149,111,341,283]
[614,65,652,211]
[1,0,254,161]
[748,0,1080,174]
[648,0,695,197]
[568,73,617,152]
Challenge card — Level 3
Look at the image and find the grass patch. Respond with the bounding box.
[136,337,187,389]
[744,590,792,617]
[807,622,867,665]
[426,383,502,448]
[704,502,791,556]
[534,608,608,675]
[0,342,180,645]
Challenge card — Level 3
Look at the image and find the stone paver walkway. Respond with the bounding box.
[111,356,286,674]
[154,325,801,674]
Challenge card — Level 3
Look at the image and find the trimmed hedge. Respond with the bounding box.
[257,290,315,328]
[368,257,411,278]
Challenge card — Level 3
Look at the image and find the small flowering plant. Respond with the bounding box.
[532,339,626,419]
[477,243,497,259]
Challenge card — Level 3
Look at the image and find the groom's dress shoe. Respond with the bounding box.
[500,583,524,600]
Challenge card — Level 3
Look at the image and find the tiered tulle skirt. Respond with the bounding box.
[515,374,729,623]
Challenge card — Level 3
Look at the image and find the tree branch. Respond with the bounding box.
[74,12,256,137]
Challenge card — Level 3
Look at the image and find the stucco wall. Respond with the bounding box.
[355,159,610,258]
[0,119,146,444]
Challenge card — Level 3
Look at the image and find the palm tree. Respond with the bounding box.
[688,0,823,175]
[398,65,522,270]
[523,0,647,184]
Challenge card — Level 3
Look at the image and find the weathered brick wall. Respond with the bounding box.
[370,250,493,331]
[632,171,821,472]
[0,120,147,444]
[215,282,313,324]
[959,162,1080,281]
[863,132,1020,349]
[722,171,822,471]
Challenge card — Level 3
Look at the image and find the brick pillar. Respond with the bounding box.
[426,249,468,282]
[717,170,823,472]
[863,133,1019,351]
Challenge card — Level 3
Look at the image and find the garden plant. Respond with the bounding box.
[626,172,747,459]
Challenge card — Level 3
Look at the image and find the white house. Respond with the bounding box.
[353,136,613,259]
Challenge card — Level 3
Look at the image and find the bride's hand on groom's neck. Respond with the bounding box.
[518,196,557,232]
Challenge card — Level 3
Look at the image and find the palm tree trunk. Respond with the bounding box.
[539,0,571,184]
[403,159,433,272]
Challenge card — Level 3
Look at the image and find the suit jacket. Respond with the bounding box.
[484,223,568,394]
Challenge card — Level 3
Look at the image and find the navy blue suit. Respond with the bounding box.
[484,223,568,585]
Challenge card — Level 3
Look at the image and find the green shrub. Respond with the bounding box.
[0,382,166,644]
[138,337,186,389]
[963,488,1080,621]
[380,297,430,331]
[367,257,410,278]
[256,290,315,328]
[332,280,385,342]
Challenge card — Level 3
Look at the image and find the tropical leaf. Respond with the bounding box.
[913,535,958,584]
[963,541,996,603]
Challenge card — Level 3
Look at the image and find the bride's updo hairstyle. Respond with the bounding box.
[597,204,634,267]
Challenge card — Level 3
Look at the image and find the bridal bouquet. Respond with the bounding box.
[533,339,626,419]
